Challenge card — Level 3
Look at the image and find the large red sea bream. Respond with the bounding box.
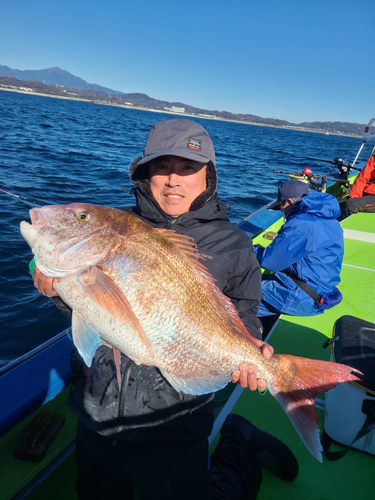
[20,203,361,462]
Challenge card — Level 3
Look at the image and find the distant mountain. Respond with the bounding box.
[0,65,120,94]
[297,121,367,136]
[0,65,373,136]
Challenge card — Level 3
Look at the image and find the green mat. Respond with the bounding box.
[211,210,375,500]
[0,388,77,500]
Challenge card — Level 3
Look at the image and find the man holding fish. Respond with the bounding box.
[27,119,357,499]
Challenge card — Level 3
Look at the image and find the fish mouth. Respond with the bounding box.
[29,208,49,228]
[20,208,49,247]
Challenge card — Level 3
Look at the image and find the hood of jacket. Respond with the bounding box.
[127,185,230,230]
[287,190,340,220]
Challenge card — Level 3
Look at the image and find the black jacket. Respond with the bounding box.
[68,188,262,442]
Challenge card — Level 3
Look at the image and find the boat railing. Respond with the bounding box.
[0,328,72,377]
[0,328,74,437]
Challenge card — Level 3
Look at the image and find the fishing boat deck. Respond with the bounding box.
[210,212,375,499]
[2,213,374,500]
[0,387,77,500]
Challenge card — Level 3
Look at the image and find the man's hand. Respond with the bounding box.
[231,343,274,392]
[33,267,58,297]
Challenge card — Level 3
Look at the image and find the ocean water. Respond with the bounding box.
[0,90,366,367]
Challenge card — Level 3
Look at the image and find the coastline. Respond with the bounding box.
[0,87,362,139]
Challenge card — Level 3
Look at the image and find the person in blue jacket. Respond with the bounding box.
[254,179,344,317]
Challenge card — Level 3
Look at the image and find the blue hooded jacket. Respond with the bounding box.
[253,190,344,316]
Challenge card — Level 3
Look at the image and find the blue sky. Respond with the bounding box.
[1,0,374,124]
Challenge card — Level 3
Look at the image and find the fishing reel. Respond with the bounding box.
[288,149,364,182]
[274,168,329,192]
[301,157,354,181]
[330,157,353,180]
[274,118,374,193]
[303,155,364,181]
[301,168,330,192]
[273,167,349,194]
[301,168,327,191]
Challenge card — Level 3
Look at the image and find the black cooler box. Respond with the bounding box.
[324,315,375,455]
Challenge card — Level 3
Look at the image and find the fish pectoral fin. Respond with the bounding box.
[160,369,230,396]
[72,311,101,366]
[79,266,154,358]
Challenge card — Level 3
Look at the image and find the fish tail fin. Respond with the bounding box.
[268,354,362,462]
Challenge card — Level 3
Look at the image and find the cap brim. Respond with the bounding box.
[268,198,282,210]
[137,148,213,166]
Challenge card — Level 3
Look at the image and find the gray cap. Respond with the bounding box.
[137,118,216,166]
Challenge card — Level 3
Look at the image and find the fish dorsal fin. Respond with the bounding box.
[156,229,260,347]
[79,266,154,359]
[209,282,262,345]
[155,228,215,283]
[72,311,101,366]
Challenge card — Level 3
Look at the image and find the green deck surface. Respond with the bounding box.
[210,211,375,499]
[26,453,78,500]
[340,212,375,233]
[0,388,77,500]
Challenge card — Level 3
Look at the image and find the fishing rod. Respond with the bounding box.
[289,118,375,174]
[351,118,375,168]
[273,170,349,185]
[0,187,45,208]
[304,157,362,173]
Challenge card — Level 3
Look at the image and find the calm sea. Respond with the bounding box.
[0,90,366,367]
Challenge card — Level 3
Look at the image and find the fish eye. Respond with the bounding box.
[77,212,90,221]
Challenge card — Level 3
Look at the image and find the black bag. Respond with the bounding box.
[323,315,375,459]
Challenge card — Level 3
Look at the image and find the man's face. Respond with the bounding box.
[149,155,207,217]
[279,198,294,216]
